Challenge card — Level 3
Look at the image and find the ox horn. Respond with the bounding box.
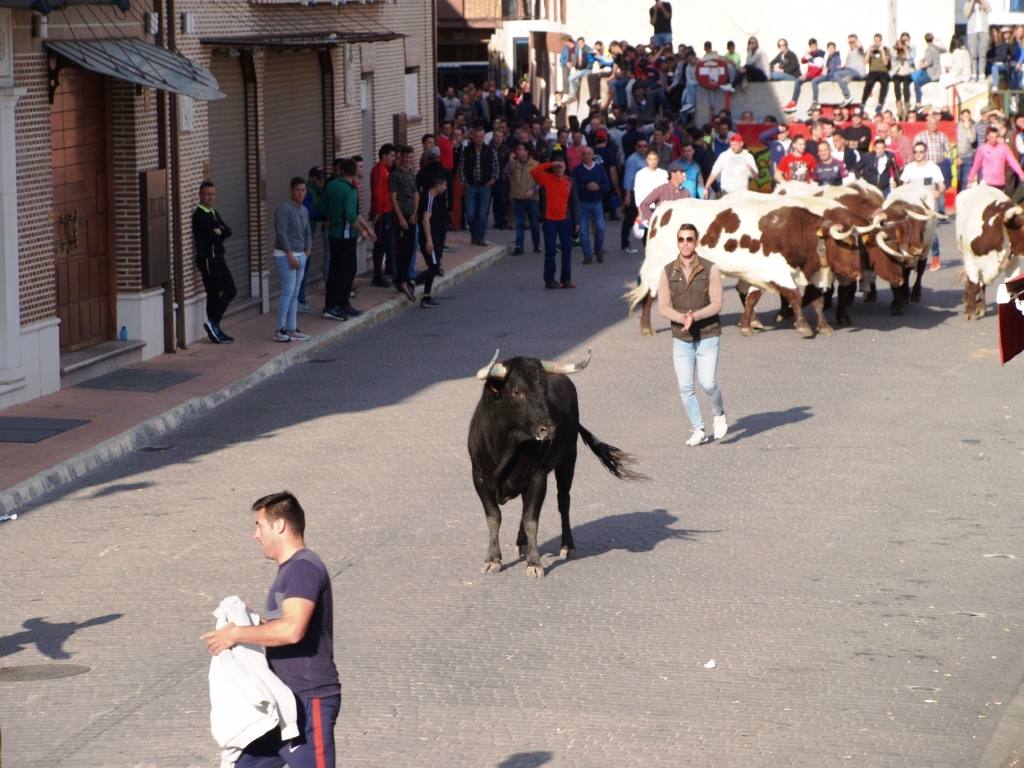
[874,232,903,259]
[829,223,855,240]
[541,348,592,375]
[854,211,886,233]
[475,348,508,380]
[1005,206,1024,222]
[905,206,934,222]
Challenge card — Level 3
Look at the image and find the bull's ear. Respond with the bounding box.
[485,376,506,398]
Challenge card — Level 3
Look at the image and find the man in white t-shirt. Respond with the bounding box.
[704,133,759,196]
[633,148,670,220]
[899,141,945,298]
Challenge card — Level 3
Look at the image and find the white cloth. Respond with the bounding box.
[711,149,758,195]
[209,596,300,768]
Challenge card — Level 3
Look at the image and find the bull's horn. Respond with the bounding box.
[475,348,508,380]
[874,232,903,259]
[1005,206,1024,222]
[829,223,854,240]
[541,348,592,375]
[854,211,886,233]
[906,206,934,222]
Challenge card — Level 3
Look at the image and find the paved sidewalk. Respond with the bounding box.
[0,229,513,516]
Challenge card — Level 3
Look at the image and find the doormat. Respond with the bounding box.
[76,368,199,393]
[0,417,89,443]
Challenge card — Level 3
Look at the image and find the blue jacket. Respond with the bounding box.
[824,51,841,76]
[678,159,704,198]
[571,162,611,202]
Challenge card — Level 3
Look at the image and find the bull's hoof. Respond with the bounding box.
[640,325,655,337]
[963,311,974,321]
[796,323,814,338]
[975,306,987,319]
[749,318,765,332]
[480,559,502,575]
[817,324,834,336]
[739,325,755,337]
[559,546,576,559]
[525,563,546,578]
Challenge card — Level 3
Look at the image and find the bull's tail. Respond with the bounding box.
[579,425,649,481]
[623,282,649,314]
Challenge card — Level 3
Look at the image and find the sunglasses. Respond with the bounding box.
[677,236,695,242]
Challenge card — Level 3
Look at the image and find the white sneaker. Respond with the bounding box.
[720,83,735,94]
[273,329,291,343]
[686,428,707,447]
[713,414,728,440]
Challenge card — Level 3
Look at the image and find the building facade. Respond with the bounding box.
[437,0,566,112]
[0,0,434,409]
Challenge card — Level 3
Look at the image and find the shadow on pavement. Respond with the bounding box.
[497,752,553,768]
[717,406,813,444]
[87,481,155,499]
[0,614,123,660]
[541,509,717,575]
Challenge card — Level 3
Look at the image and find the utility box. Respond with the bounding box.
[140,169,170,289]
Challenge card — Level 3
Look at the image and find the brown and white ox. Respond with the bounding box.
[625,193,864,338]
[775,180,936,320]
[955,184,1024,319]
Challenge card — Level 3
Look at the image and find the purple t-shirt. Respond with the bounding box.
[265,548,340,698]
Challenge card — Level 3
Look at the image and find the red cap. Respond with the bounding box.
[728,132,744,145]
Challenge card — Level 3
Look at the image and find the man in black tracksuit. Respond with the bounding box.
[191,181,237,343]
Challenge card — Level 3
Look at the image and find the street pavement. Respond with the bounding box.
[2,222,1024,768]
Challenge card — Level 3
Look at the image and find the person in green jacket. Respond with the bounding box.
[320,158,373,320]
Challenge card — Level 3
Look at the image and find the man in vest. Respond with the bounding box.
[657,222,728,447]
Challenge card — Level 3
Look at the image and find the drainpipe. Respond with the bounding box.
[154,0,173,352]
[431,0,437,132]
[168,0,186,349]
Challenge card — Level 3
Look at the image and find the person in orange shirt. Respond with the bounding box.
[531,152,580,289]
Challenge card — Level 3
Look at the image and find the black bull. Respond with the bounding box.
[468,351,646,578]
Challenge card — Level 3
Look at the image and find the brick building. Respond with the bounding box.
[437,0,566,112]
[0,0,434,409]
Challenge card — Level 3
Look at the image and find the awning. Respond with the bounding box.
[200,30,404,51]
[0,0,130,12]
[46,38,224,101]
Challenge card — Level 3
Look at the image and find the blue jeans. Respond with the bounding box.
[771,72,798,82]
[671,335,724,431]
[514,199,541,250]
[911,68,931,102]
[543,218,573,283]
[931,181,947,257]
[579,200,605,257]
[236,693,341,768]
[652,32,672,48]
[811,68,860,101]
[465,184,492,241]
[958,157,973,192]
[990,61,1021,90]
[274,250,307,332]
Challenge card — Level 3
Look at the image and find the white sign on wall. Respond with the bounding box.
[178,94,195,132]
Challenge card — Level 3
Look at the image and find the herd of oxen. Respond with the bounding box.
[624,181,1024,337]
[467,181,1024,578]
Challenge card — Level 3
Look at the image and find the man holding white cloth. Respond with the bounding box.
[204,492,341,768]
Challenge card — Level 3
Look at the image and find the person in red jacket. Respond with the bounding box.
[531,152,580,289]
[369,144,396,286]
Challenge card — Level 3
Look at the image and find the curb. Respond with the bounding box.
[0,244,508,518]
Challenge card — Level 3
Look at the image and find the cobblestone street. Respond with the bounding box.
[2,224,1023,767]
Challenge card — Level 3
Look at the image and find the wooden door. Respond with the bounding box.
[52,68,114,353]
